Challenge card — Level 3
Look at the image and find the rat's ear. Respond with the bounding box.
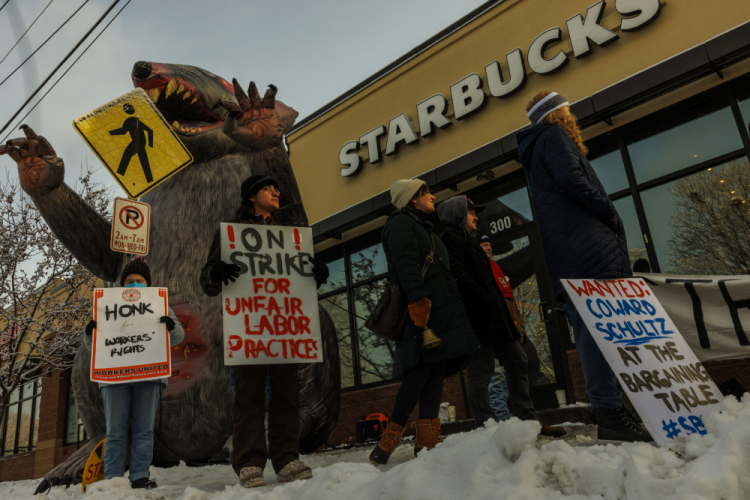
[275,100,299,134]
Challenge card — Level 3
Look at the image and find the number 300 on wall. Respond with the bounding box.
[490,216,512,234]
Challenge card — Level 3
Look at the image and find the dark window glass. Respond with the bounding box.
[319,293,355,388]
[17,399,32,453]
[317,253,346,294]
[735,79,750,131]
[626,98,743,184]
[640,156,750,274]
[590,150,629,194]
[612,196,649,269]
[353,280,399,385]
[32,396,41,449]
[349,242,387,284]
[739,96,750,134]
[65,382,88,445]
[3,408,16,455]
[473,174,533,237]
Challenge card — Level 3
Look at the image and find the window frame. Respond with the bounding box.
[1,378,41,457]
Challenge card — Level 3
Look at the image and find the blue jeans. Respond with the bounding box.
[489,367,511,421]
[564,294,622,410]
[101,382,164,481]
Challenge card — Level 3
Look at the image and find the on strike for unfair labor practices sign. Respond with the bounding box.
[110,197,150,255]
[220,223,322,365]
[73,88,193,199]
[562,278,724,446]
[91,287,171,383]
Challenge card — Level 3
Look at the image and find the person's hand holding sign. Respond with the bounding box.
[210,261,241,286]
[0,125,64,197]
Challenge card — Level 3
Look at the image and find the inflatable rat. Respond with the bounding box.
[0,61,340,491]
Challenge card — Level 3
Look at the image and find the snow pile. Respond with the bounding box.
[3,396,750,500]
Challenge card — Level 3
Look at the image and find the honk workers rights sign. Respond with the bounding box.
[91,287,171,383]
[220,223,322,365]
[562,278,723,446]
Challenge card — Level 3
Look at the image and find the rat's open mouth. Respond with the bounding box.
[134,75,223,136]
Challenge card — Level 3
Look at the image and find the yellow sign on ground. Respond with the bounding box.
[81,438,105,492]
[73,88,193,199]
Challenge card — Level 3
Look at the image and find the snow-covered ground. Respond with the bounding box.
[4,396,750,500]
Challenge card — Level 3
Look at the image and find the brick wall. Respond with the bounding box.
[0,452,36,482]
[328,373,470,446]
[33,369,70,479]
[566,349,750,404]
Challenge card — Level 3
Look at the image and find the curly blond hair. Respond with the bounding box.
[526,91,588,156]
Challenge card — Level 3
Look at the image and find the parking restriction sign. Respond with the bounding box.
[110,198,150,255]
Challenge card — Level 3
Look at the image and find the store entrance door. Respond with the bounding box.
[471,172,572,411]
[487,227,570,410]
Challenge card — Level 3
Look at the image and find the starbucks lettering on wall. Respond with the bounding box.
[339,0,662,176]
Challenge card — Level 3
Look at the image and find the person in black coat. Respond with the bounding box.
[517,91,650,442]
[438,196,564,438]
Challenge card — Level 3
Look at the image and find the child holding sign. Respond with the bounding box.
[83,257,184,489]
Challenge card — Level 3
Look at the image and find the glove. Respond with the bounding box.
[85,320,96,336]
[309,257,329,287]
[160,315,175,331]
[604,214,620,234]
[210,261,241,285]
[408,297,431,328]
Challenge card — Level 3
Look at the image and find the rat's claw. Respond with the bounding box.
[232,78,252,112]
[261,84,277,109]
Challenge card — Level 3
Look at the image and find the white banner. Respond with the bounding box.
[220,223,322,365]
[636,274,750,362]
[91,287,171,383]
[562,278,723,446]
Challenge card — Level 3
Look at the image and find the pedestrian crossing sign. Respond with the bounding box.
[73,88,194,199]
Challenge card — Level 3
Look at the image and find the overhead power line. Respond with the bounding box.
[0,0,57,68]
[0,0,121,139]
[0,1,10,14]
[0,0,89,89]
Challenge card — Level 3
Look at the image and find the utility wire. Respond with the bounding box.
[0,1,9,14]
[2,0,130,143]
[0,0,56,68]
[0,0,88,89]
[0,0,121,139]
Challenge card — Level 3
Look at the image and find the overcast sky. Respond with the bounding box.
[0,0,488,194]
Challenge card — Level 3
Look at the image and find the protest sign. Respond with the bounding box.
[110,197,151,255]
[220,224,322,365]
[562,278,724,446]
[636,274,750,362]
[91,287,171,383]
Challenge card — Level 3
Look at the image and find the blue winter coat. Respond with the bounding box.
[517,124,631,300]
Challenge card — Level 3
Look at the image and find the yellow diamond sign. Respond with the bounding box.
[73,88,193,199]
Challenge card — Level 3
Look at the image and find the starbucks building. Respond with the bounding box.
[286,0,750,442]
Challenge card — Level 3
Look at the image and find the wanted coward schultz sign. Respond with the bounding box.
[220,224,322,365]
[562,278,723,446]
[91,287,171,383]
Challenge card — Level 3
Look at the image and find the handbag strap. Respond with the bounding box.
[421,235,436,277]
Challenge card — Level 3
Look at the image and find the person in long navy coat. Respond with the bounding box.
[517,91,650,442]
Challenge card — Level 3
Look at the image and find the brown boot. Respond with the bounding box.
[369,421,404,466]
[414,418,444,456]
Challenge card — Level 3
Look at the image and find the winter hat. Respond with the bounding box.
[390,179,426,209]
[120,256,151,286]
[476,233,491,244]
[241,175,280,203]
[467,198,485,213]
[527,92,570,125]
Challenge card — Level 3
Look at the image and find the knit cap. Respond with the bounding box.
[390,179,426,209]
[120,256,151,286]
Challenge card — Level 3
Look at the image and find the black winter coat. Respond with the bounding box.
[517,124,631,300]
[440,224,521,347]
[382,207,480,374]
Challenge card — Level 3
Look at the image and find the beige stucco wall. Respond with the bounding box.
[287,0,750,225]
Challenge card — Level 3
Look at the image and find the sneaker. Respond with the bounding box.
[593,406,652,442]
[239,466,266,488]
[276,460,312,483]
[130,478,157,489]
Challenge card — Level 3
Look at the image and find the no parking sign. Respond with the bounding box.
[110,197,150,255]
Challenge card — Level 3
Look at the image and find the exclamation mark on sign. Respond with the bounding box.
[294,228,301,251]
[228,225,236,249]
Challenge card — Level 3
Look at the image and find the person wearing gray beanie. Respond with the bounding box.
[369,181,480,466]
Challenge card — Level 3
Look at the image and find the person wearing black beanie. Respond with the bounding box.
[199,174,329,488]
[82,256,184,489]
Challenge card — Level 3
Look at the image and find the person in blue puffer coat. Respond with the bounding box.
[517,90,650,442]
